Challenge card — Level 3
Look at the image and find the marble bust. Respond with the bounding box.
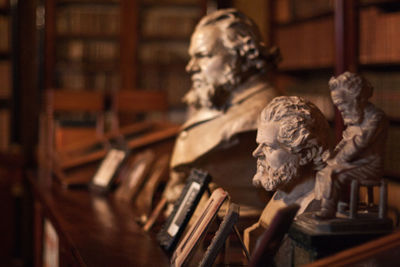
[164,8,282,209]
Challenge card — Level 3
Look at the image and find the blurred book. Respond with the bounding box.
[0,15,10,53]
[56,5,120,36]
[141,6,199,38]
[276,17,334,70]
[0,61,11,98]
[0,109,10,151]
[360,7,400,65]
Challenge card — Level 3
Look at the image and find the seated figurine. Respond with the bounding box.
[244,96,331,254]
[315,72,389,219]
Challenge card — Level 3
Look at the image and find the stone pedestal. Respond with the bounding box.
[289,212,393,266]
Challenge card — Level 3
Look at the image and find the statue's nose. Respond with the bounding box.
[252,144,263,158]
[186,58,199,73]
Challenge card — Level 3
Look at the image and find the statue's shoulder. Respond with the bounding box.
[231,83,281,117]
[220,85,281,139]
[365,102,387,123]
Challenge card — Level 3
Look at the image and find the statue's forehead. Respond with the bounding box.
[189,26,220,54]
[331,88,350,103]
[256,121,279,145]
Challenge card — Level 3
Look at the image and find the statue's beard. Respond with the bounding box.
[252,157,300,191]
[183,67,240,110]
[342,107,363,125]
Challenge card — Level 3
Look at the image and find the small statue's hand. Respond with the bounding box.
[326,157,348,174]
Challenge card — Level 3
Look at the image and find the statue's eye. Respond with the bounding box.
[262,144,274,153]
[196,52,212,58]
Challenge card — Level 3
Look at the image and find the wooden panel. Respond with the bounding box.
[47,89,104,112]
[44,0,56,90]
[120,0,138,90]
[115,90,168,113]
[54,127,98,150]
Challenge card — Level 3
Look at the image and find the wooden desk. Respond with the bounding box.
[29,173,170,267]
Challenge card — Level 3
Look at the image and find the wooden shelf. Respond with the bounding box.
[388,117,400,125]
[0,8,10,15]
[272,0,400,27]
[56,33,119,41]
[359,0,400,9]
[275,11,333,27]
[360,63,400,71]
[0,52,10,60]
[56,61,119,72]
[56,0,120,7]
[140,35,190,42]
[278,65,334,73]
[28,172,170,267]
[0,150,23,168]
[0,97,10,108]
[138,62,187,68]
[141,1,201,9]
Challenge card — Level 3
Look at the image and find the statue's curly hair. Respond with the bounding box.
[196,8,281,73]
[260,96,331,170]
[329,72,373,102]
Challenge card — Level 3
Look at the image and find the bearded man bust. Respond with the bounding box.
[164,8,282,210]
[244,96,332,257]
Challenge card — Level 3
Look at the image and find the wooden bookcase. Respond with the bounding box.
[137,0,205,108]
[44,0,205,107]
[270,0,400,179]
[0,0,12,151]
[41,0,206,153]
[44,0,121,91]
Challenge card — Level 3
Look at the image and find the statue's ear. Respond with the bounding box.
[299,149,311,166]
[241,36,259,59]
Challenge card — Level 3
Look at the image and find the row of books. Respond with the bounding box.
[364,71,400,120]
[278,71,400,121]
[277,7,400,70]
[56,40,119,62]
[274,0,388,24]
[360,7,400,65]
[274,0,333,24]
[138,41,189,64]
[136,0,202,110]
[276,72,335,120]
[141,6,199,39]
[56,5,120,36]
[0,16,9,52]
[0,109,9,151]
[276,17,334,70]
[56,67,120,91]
[0,61,11,98]
[138,64,190,108]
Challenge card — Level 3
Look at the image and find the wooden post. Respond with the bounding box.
[334,0,359,140]
[120,0,138,90]
[44,0,55,90]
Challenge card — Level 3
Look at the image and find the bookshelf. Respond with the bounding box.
[45,0,121,91]
[0,0,12,152]
[43,0,206,133]
[137,0,205,109]
[270,0,400,179]
[272,0,335,122]
[44,0,205,101]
